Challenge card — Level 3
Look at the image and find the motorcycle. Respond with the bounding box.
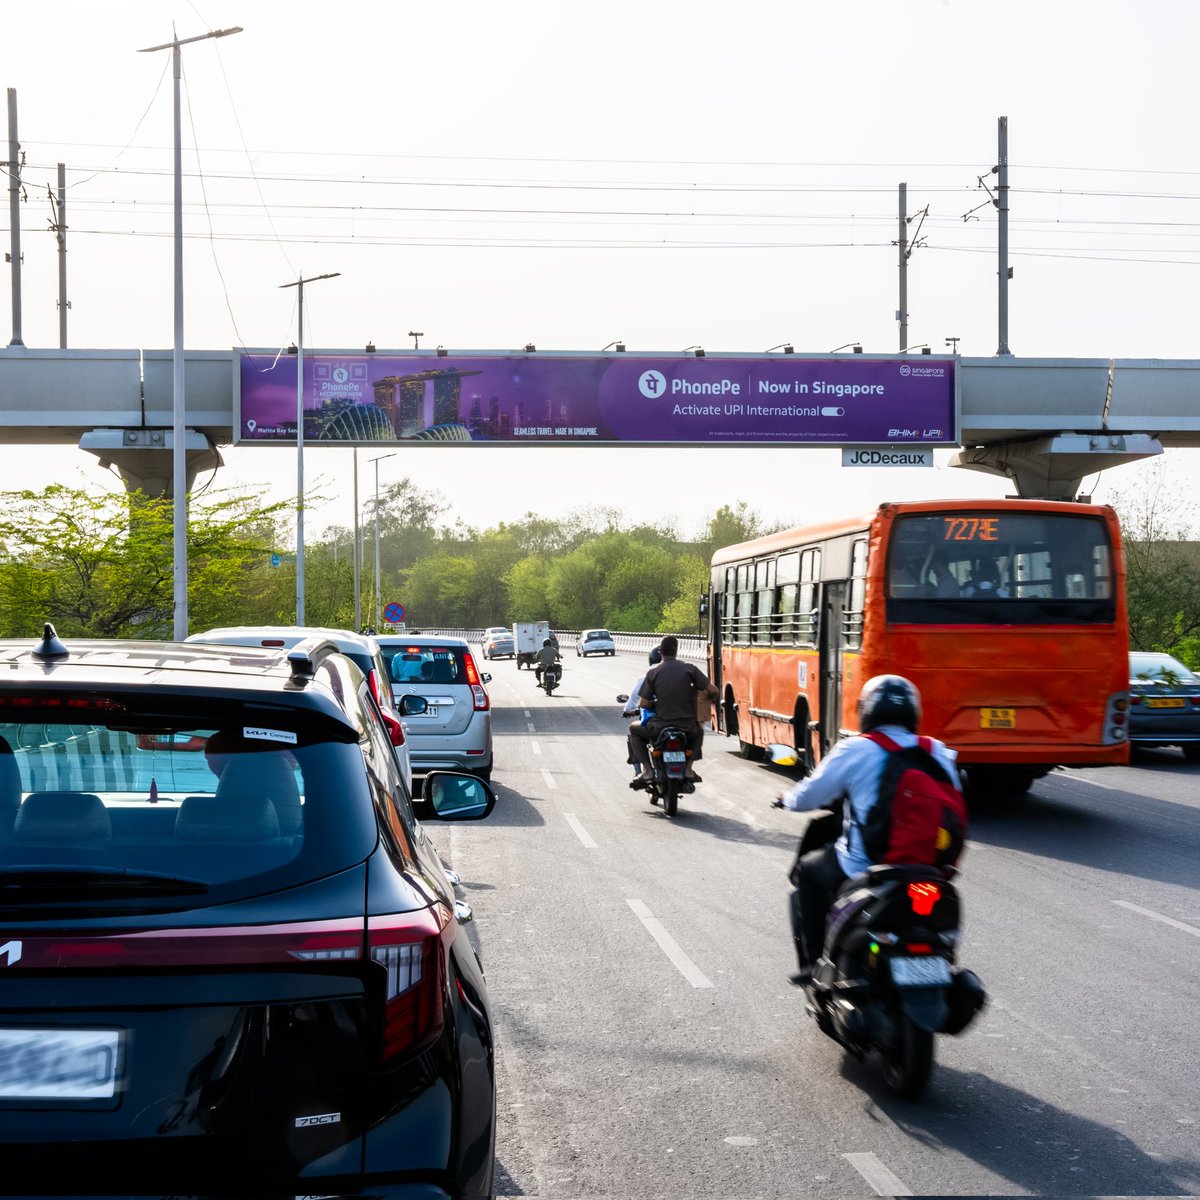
[791,802,986,1098]
[540,662,562,695]
[617,695,699,817]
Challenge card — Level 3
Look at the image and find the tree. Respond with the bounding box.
[1107,463,1200,664]
[0,484,289,638]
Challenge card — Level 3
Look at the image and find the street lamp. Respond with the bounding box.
[369,453,396,632]
[139,23,242,640]
[279,271,341,624]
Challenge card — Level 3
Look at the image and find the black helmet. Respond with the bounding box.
[648,648,663,665]
[543,638,553,647]
[857,674,921,733]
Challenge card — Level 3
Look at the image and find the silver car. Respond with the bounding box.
[184,625,415,792]
[378,634,494,781]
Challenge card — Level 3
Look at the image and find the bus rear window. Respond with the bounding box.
[888,513,1114,603]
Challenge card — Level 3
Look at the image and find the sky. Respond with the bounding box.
[2,0,1198,539]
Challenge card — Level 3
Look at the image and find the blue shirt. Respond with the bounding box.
[780,726,961,876]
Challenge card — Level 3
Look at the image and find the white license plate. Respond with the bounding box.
[0,1028,121,1099]
[662,751,686,762]
[890,957,952,988]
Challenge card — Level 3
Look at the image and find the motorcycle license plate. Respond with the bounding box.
[0,1028,121,1099]
[662,751,686,762]
[890,957,952,988]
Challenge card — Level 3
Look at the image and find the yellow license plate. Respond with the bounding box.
[980,707,1016,729]
[1145,697,1187,709]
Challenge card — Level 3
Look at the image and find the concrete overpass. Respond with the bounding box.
[1,347,1198,499]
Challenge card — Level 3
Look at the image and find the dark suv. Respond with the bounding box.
[0,625,496,1197]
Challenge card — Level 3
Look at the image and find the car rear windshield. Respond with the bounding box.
[382,645,469,686]
[586,630,611,640]
[0,711,377,903]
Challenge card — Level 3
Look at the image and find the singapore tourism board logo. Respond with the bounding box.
[638,369,667,399]
[899,363,911,376]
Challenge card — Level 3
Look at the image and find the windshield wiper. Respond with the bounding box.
[0,866,210,897]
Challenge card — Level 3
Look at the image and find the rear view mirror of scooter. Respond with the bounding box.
[766,743,800,767]
[616,694,630,704]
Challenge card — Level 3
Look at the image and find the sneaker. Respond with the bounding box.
[788,969,812,988]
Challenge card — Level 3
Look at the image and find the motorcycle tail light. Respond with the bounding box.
[907,882,942,916]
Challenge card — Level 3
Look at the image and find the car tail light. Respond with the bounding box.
[3,695,125,713]
[1129,696,1141,706]
[369,669,405,745]
[368,907,450,1061]
[463,653,490,711]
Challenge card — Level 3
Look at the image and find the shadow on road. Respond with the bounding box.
[839,1057,1199,1196]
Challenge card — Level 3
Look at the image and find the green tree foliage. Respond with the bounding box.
[0,484,289,638]
[659,554,710,634]
[1109,464,1200,665]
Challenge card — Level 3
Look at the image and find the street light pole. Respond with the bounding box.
[279,271,340,624]
[139,24,242,641]
[370,453,396,632]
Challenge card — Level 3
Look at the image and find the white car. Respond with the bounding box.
[185,625,414,791]
[576,628,616,657]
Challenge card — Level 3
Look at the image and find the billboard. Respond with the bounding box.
[233,351,958,447]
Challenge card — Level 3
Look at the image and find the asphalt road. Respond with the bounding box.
[440,651,1200,1199]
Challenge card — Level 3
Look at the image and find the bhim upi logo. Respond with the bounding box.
[638,370,667,399]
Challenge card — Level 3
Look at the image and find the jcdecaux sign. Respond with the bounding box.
[234,350,958,447]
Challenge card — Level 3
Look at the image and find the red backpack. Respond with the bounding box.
[860,732,967,868]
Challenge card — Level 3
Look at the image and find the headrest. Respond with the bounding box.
[15,793,111,842]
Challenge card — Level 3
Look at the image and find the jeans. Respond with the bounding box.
[788,842,848,972]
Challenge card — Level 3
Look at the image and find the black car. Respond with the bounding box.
[0,625,496,1197]
[1128,650,1200,760]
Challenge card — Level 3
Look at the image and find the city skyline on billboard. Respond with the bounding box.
[234,351,958,447]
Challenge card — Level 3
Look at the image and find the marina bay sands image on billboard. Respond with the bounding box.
[235,351,957,447]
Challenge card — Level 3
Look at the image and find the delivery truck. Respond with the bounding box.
[513,621,552,669]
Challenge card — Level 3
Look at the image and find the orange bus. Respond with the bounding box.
[707,498,1130,798]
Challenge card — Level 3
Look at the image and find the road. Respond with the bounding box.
[439,651,1200,1199]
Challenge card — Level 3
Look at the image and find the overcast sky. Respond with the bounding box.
[2,0,1197,537]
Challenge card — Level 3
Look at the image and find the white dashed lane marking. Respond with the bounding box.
[540,769,557,790]
[843,1152,913,1196]
[626,899,713,989]
[564,813,597,848]
[1113,899,1200,938]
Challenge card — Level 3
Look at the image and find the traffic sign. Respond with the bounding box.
[383,601,405,624]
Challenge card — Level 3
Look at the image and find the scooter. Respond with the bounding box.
[618,695,698,817]
[788,800,985,1098]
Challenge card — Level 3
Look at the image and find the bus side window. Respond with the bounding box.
[845,539,868,650]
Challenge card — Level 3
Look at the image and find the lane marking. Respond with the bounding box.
[626,899,714,989]
[1113,899,1200,938]
[843,1152,913,1197]
[530,740,542,756]
[540,769,557,790]
[526,722,537,733]
[523,710,531,718]
[564,813,597,848]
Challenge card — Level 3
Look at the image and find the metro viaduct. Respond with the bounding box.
[1,348,1198,500]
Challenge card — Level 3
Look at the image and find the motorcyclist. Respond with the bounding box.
[771,674,962,987]
[621,647,662,774]
[629,635,718,785]
[534,637,561,685]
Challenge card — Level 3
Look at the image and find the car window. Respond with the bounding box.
[0,711,378,900]
[382,645,468,685]
[1131,654,1195,682]
[587,630,610,640]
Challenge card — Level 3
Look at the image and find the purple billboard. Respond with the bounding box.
[234,351,958,446]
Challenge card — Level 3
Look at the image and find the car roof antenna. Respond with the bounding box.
[32,622,70,661]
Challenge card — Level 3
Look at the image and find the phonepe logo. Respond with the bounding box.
[638,370,667,399]
[333,366,349,384]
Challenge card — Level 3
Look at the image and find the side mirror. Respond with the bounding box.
[481,672,492,684]
[398,694,429,717]
[422,771,496,821]
[616,694,630,704]
[766,743,799,767]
